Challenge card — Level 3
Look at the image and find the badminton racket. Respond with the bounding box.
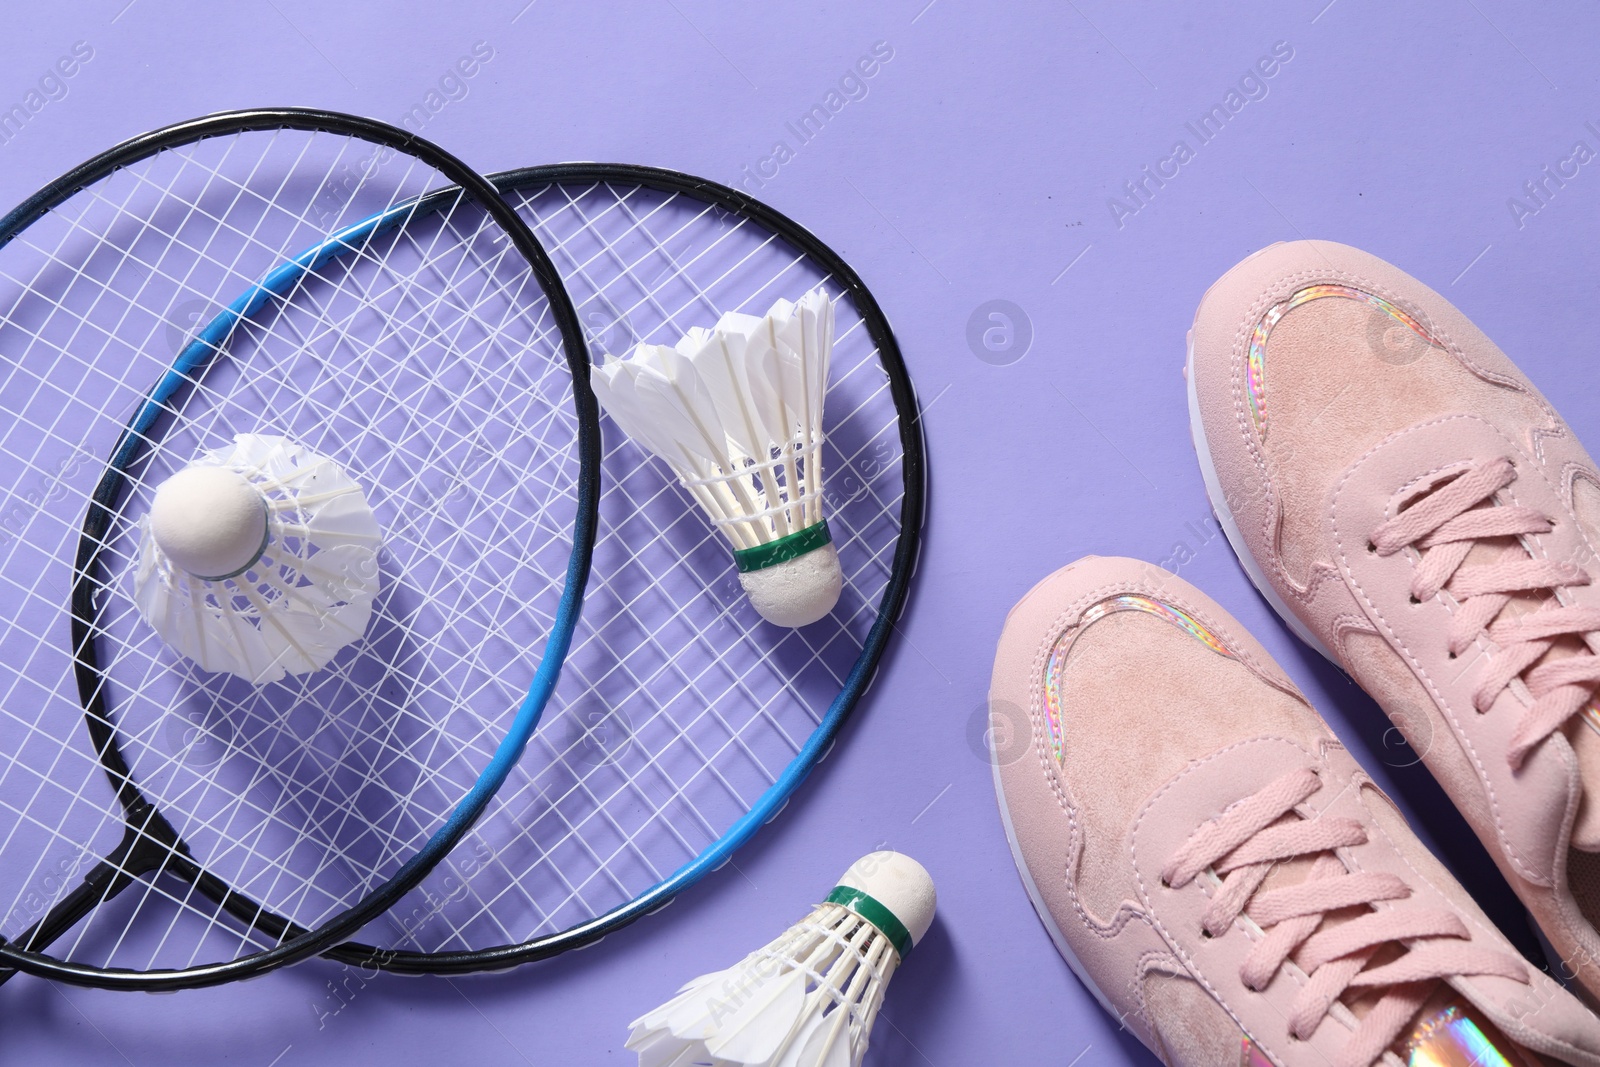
[313,162,924,973]
[0,109,598,989]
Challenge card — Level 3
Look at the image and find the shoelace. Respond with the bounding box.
[1369,456,1600,768]
[1161,768,1527,1067]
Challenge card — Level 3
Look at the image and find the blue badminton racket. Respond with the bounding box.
[305,163,925,973]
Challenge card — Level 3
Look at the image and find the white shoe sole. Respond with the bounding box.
[989,724,1124,1023]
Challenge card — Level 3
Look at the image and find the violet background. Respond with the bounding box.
[3,1,1600,1063]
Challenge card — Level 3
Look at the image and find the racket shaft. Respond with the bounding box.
[0,805,179,983]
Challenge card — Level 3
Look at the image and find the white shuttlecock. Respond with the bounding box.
[133,433,382,685]
[626,851,935,1067]
[591,286,842,627]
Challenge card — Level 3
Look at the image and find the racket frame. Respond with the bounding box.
[0,108,601,990]
[319,162,927,975]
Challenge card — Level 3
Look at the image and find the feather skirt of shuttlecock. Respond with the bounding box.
[590,285,843,628]
[625,899,899,1067]
[133,434,381,685]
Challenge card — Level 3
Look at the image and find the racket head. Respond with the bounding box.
[324,163,924,972]
[0,109,598,988]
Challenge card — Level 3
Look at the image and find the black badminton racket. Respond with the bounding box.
[0,109,598,989]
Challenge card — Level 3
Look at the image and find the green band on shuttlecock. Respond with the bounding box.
[732,520,832,574]
[824,885,913,959]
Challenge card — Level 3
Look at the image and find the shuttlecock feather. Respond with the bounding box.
[592,286,842,627]
[626,851,936,1067]
[133,433,381,685]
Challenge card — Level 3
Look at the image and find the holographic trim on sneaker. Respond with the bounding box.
[1240,1036,1275,1067]
[1234,970,1533,1067]
[1041,595,1232,766]
[1246,284,1440,434]
[1403,1003,1533,1067]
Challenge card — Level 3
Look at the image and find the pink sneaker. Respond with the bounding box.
[1188,241,1600,997]
[989,556,1600,1067]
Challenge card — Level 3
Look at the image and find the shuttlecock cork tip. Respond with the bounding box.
[738,537,843,627]
[832,851,936,953]
[149,465,269,580]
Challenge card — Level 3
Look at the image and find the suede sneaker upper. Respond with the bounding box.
[1188,239,1600,998]
[990,556,1600,1067]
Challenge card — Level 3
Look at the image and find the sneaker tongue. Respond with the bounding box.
[1255,851,1316,896]
[1502,580,1600,850]
[1249,841,1404,1025]
[1432,516,1600,850]
[1465,549,1600,853]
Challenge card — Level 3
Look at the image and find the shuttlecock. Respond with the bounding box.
[592,286,842,627]
[133,433,382,685]
[626,851,935,1067]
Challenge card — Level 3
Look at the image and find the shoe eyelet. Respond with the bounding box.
[1366,541,1377,554]
[1447,651,1457,660]
[1409,595,1422,605]
[1200,928,1214,940]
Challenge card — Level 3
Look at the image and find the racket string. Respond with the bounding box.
[0,128,585,973]
[361,181,905,952]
